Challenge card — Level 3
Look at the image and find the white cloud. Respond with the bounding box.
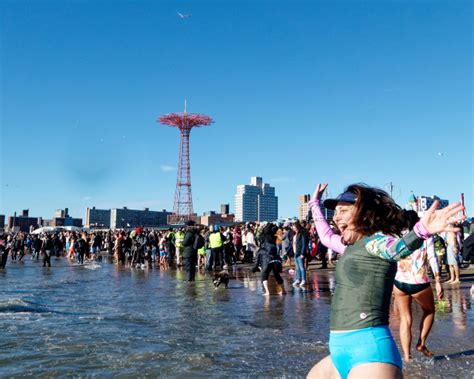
[160,165,176,172]
[82,196,92,201]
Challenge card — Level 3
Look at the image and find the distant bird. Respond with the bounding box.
[177,11,191,19]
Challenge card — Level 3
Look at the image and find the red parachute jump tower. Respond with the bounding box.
[158,101,213,224]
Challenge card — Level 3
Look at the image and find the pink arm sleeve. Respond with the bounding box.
[309,199,346,254]
[414,221,431,239]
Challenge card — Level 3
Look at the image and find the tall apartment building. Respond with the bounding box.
[85,207,111,228]
[235,176,278,222]
[298,194,311,220]
[298,194,334,221]
[110,207,172,229]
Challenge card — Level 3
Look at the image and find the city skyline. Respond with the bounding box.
[0,185,459,222]
[1,1,472,220]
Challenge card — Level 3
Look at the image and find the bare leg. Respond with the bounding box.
[348,362,403,379]
[393,286,413,362]
[276,284,285,295]
[451,264,460,284]
[307,355,341,379]
[262,280,270,296]
[446,265,454,283]
[413,286,435,357]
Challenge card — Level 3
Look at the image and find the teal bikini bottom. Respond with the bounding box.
[329,325,402,379]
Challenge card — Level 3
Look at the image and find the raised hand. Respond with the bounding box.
[313,183,328,201]
[420,200,465,235]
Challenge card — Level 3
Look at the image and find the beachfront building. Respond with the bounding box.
[298,194,335,221]
[405,192,418,211]
[7,210,42,232]
[85,207,111,228]
[235,177,278,222]
[220,204,230,214]
[414,195,449,217]
[200,211,235,227]
[51,208,82,227]
[299,194,311,220]
[110,207,172,230]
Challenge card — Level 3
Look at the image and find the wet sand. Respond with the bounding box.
[0,258,472,378]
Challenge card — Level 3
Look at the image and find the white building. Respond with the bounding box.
[235,177,278,222]
[417,195,449,217]
[406,194,449,217]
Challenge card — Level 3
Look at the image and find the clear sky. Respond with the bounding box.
[1,0,472,221]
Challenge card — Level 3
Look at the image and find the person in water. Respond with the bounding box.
[252,223,285,296]
[307,183,464,379]
[393,210,443,362]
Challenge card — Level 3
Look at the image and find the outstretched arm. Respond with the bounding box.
[365,201,464,261]
[309,184,346,254]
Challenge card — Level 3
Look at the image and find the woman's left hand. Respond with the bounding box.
[435,281,443,300]
[420,200,465,235]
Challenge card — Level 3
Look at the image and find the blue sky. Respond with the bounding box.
[1,0,472,221]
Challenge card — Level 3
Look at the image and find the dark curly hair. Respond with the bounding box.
[402,210,420,231]
[260,223,279,244]
[345,183,405,238]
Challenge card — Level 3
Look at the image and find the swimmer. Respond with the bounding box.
[252,223,285,296]
[307,183,464,379]
[393,210,443,362]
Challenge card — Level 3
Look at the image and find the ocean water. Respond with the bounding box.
[1,258,473,378]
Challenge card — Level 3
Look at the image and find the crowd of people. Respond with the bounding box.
[0,208,471,280]
[0,219,332,272]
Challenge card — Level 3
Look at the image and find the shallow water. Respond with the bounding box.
[1,258,473,378]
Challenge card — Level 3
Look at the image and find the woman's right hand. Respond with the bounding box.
[313,183,328,201]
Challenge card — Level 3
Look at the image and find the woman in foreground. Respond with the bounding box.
[307,183,463,379]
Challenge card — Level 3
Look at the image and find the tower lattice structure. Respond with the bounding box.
[158,105,213,223]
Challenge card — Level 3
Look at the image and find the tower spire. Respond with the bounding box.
[158,106,213,223]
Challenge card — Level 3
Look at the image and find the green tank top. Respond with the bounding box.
[330,230,424,330]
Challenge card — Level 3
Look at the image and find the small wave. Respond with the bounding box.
[78,315,104,321]
[0,298,51,314]
[83,263,102,270]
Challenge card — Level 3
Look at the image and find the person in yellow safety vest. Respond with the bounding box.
[175,229,185,267]
[206,225,225,271]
